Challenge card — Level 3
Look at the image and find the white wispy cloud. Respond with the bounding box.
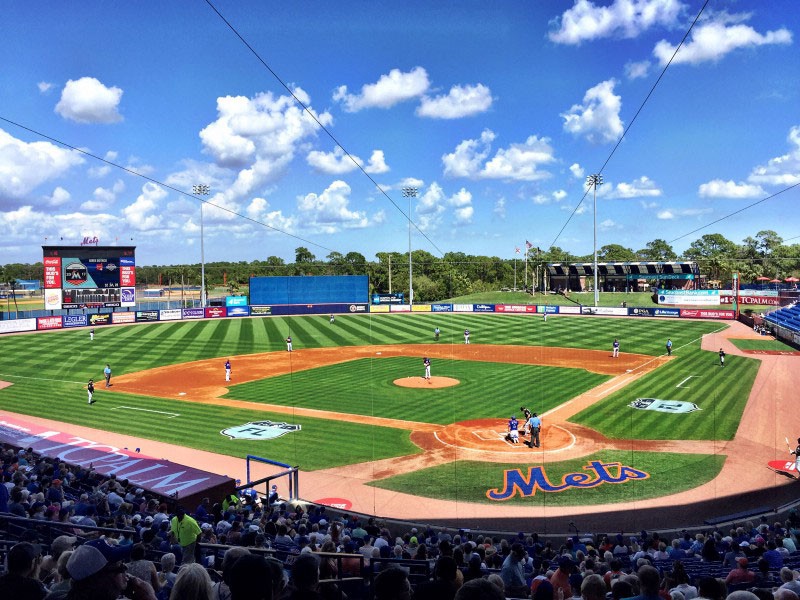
[747,125,800,187]
[698,179,766,198]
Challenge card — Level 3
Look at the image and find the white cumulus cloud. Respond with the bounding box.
[333,67,430,112]
[625,60,651,79]
[549,0,683,45]
[561,79,624,144]
[297,180,370,233]
[122,182,166,230]
[55,77,123,124]
[417,83,493,119]
[306,146,389,175]
[0,128,84,204]
[747,125,800,187]
[608,176,663,198]
[443,129,555,181]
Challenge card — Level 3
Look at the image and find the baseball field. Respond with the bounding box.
[1,311,798,532]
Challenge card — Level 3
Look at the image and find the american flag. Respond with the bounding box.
[525,240,533,249]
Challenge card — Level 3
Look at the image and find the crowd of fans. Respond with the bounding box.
[5,443,800,600]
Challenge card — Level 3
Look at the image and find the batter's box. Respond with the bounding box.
[472,429,509,442]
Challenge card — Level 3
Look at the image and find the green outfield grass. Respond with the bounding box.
[0,313,746,480]
[227,358,610,423]
[570,346,760,440]
[369,450,726,505]
[729,337,800,352]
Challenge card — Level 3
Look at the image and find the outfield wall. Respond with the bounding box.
[249,275,369,305]
[0,302,736,334]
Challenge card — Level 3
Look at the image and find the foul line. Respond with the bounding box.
[677,375,697,389]
[112,406,180,418]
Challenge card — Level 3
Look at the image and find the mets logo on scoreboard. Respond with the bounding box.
[221,421,301,440]
[629,398,700,413]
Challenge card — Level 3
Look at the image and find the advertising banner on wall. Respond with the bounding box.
[431,304,453,312]
[159,309,182,321]
[112,312,136,324]
[62,315,88,328]
[538,306,558,314]
[226,296,248,307]
[182,308,205,319]
[391,305,411,312]
[89,314,111,326]
[411,304,431,312]
[0,319,36,334]
[473,304,494,312]
[227,306,250,317]
[347,304,368,313]
[657,289,720,305]
[36,316,63,330]
[250,306,272,316]
[495,304,537,313]
[559,306,581,314]
[720,296,778,306]
[581,306,628,316]
[452,304,474,312]
[205,307,227,318]
[135,310,159,322]
[369,304,390,313]
[680,309,735,319]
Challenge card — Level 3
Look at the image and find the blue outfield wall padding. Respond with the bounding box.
[249,275,369,305]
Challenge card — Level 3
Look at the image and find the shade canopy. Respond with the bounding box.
[785,276,799,282]
[756,276,771,281]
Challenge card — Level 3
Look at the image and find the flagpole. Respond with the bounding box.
[524,246,528,292]
[514,257,517,291]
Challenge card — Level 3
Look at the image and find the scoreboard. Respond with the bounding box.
[42,246,136,310]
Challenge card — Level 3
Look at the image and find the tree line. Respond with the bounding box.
[1,230,799,303]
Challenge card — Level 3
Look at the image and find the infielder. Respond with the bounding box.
[464,329,470,344]
[87,379,95,405]
[719,348,725,367]
[434,327,440,341]
[423,357,431,382]
[225,359,231,382]
[286,336,293,352]
[612,339,620,358]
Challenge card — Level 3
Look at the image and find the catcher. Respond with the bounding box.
[505,415,520,443]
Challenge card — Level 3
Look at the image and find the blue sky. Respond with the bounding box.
[0,0,798,266]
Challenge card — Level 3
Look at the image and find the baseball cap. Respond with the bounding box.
[67,539,131,581]
[740,541,750,548]
[51,535,78,555]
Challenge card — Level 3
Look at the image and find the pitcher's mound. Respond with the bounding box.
[394,376,460,389]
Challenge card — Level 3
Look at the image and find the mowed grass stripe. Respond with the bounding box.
[0,379,418,471]
[571,347,759,440]
[227,357,609,424]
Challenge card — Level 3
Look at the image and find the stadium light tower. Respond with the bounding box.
[586,174,603,307]
[192,184,211,307]
[402,187,418,306]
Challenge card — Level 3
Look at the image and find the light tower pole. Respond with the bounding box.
[586,174,603,307]
[192,184,211,307]
[402,187,418,306]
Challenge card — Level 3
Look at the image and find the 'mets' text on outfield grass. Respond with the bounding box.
[487,461,650,501]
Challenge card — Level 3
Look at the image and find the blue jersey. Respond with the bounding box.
[509,418,518,431]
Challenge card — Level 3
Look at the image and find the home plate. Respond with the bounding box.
[179,392,186,396]
[626,370,632,373]
[376,352,382,355]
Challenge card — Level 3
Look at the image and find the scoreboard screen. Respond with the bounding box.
[42,246,136,310]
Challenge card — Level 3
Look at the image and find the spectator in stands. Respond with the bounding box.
[628,565,661,600]
[551,555,574,599]
[582,573,607,600]
[65,538,155,600]
[171,505,202,564]
[283,552,326,600]
[611,578,635,600]
[43,550,73,599]
[463,554,484,582]
[194,497,211,523]
[126,543,161,592]
[501,542,529,597]
[41,535,77,585]
[415,555,459,600]
[210,546,249,600]
[696,576,725,600]
[374,565,413,600]
[764,540,785,570]
[0,541,47,600]
[455,578,505,600]
[779,568,800,595]
[156,553,176,600]
[170,563,213,600]
[753,557,777,588]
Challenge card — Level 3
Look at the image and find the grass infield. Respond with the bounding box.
[368,450,726,505]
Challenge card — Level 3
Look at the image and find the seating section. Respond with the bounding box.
[764,304,800,333]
